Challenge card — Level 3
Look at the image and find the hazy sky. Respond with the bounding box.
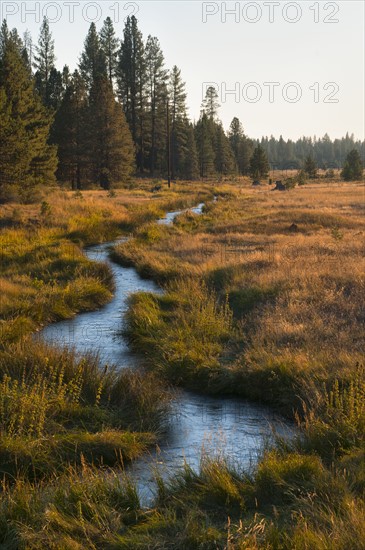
[3,0,364,140]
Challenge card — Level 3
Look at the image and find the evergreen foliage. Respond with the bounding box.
[304,155,317,178]
[79,23,106,90]
[87,77,135,188]
[195,112,215,178]
[33,16,56,107]
[145,35,168,175]
[250,144,270,179]
[228,117,253,175]
[51,70,87,188]
[341,149,364,181]
[0,21,57,199]
[99,17,119,85]
[117,16,146,171]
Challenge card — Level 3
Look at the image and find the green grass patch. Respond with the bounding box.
[125,279,234,388]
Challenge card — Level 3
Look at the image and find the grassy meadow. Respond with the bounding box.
[0,178,364,548]
[117,181,365,412]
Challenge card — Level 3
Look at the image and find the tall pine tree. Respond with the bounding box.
[0,22,57,197]
[195,112,215,178]
[117,16,147,171]
[79,23,106,90]
[249,144,269,179]
[145,35,168,175]
[100,17,119,85]
[33,17,56,107]
[169,65,188,179]
[86,77,135,188]
[201,86,220,120]
[228,117,253,175]
[51,70,88,188]
[215,124,235,175]
[182,120,199,180]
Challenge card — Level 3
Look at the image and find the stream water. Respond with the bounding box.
[39,202,293,504]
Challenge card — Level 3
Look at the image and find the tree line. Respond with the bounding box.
[257,133,365,171]
[0,15,364,198]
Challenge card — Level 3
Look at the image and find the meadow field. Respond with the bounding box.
[0,179,364,548]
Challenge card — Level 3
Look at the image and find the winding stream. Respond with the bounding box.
[39,202,293,504]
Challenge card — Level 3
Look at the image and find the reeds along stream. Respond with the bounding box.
[39,202,294,505]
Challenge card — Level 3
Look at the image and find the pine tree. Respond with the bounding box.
[86,77,135,188]
[215,124,235,175]
[304,155,317,178]
[202,86,220,120]
[100,17,119,85]
[23,30,33,68]
[249,144,269,179]
[33,17,56,106]
[145,35,168,175]
[341,149,363,181]
[169,65,187,179]
[228,117,253,175]
[117,16,147,171]
[0,19,9,59]
[79,23,106,90]
[47,67,64,110]
[181,120,199,180]
[0,24,57,196]
[195,112,215,178]
[0,86,20,198]
[62,65,70,88]
[228,117,243,163]
[238,136,254,175]
[51,70,87,188]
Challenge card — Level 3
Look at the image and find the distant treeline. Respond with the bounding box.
[0,15,364,195]
[256,134,365,171]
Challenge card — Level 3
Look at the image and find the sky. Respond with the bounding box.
[2,0,364,141]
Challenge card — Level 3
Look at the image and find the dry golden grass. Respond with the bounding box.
[0,182,213,345]
[116,181,365,405]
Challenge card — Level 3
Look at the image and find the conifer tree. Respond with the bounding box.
[79,23,106,90]
[47,67,64,110]
[145,35,168,175]
[23,30,33,68]
[51,70,87,188]
[117,16,147,171]
[0,86,20,198]
[100,17,119,85]
[33,17,56,106]
[182,120,199,180]
[195,112,215,178]
[341,149,363,181]
[86,77,135,188]
[0,19,9,59]
[0,23,57,195]
[238,136,254,175]
[249,144,269,179]
[228,118,253,175]
[215,124,235,175]
[202,86,220,120]
[228,117,243,162]
[304,155,317,178]
[169,65,187,179]
[62,65,70,88]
